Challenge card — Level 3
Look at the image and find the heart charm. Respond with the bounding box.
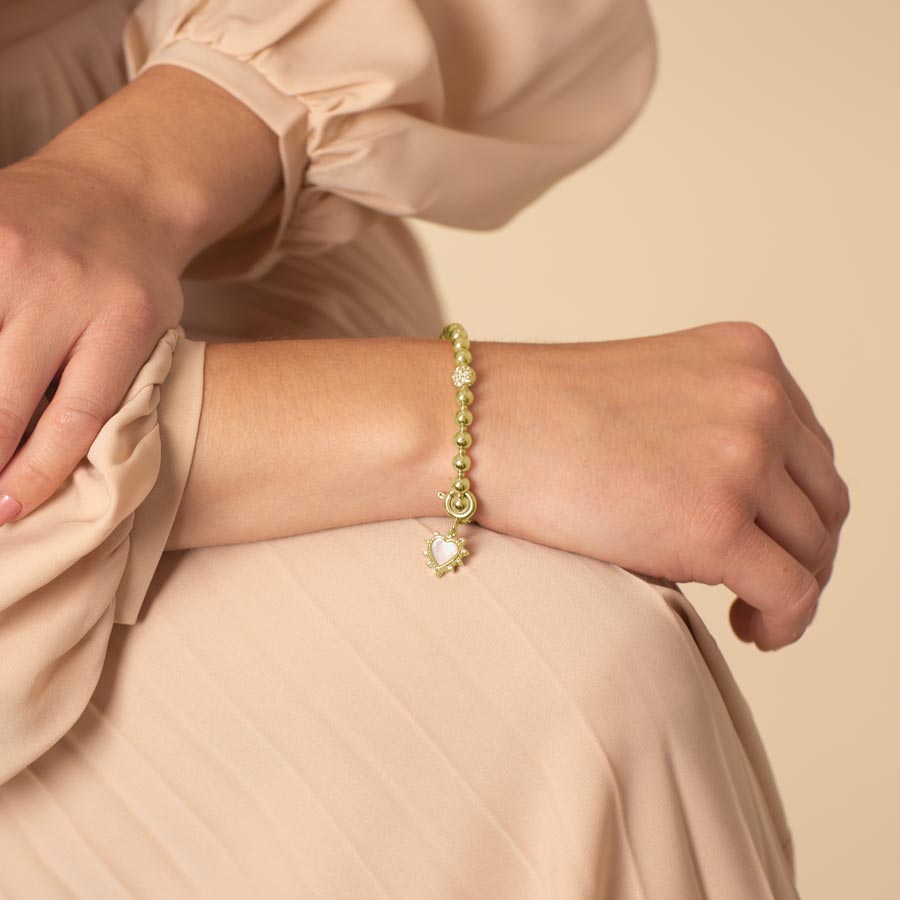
[431,536,459,565]
[423,530,470,577]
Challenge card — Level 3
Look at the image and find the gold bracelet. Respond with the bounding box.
[422,322,478,577]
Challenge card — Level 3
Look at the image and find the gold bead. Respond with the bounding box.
[456,408,473,427]
[451,337,471,352]
[443,323,467,341]
[453,496,467,511]
[456,388,473,406]
[454,430,472,449]
[453,477,470,492]
[454,349,472,365]
[453,453,471,472]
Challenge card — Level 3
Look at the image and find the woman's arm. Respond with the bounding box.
[173,324,852,653]
[166,336,469,550]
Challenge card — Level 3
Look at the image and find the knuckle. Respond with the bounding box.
[12,398,106,490]
[51,246,91,284]
[48,398,107,442]
[733,369,788,420]
[715,428,771,482]
[714,320,780,364]
[114,279,162,331]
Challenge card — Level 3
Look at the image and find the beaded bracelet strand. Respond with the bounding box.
[422,322,478,577]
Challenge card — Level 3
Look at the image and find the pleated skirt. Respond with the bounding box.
[1,513,800,899]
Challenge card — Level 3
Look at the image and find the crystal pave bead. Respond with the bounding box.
[451,364,476,388]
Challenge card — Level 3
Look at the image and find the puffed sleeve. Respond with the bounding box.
[121,0,658,278]
[0,327,205,786]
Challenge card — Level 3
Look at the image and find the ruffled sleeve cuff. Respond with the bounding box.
[122,0,658,276]
[122,31,310,280]
[114,325,206,625]
[0,325,205,785]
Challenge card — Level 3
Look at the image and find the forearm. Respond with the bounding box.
[34,64,281,274]
[25,65,505,549]
[166,336,481,550]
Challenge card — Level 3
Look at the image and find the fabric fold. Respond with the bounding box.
[0,325,206,785]
[115,326,206,625]
[122,0,658,278]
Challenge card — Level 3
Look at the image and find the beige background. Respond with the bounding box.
[413,2,899,898]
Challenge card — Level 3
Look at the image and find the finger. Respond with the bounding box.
[781,405,849,534]
[729,596,755,643]
[755,466,833,576]
[723,520,819,651]
[0,348,134,522]
[807,560,832,626]
[771,358,851,636]
[0,325,65,473]
[809,525,846,625]
[20,394,50,447]
[772,352,835,460]
[733,509,840,641]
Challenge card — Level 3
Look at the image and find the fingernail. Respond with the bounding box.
[0,494,22,527]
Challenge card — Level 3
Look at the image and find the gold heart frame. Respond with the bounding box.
[422,531,470,577]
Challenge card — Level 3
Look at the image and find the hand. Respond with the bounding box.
[0,63,282,528]
[0,152,184,524]
[473,321,851,652]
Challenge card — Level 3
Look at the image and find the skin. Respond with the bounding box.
[168,323,849,654]
[0,69,849,654]
[0,63,281,518]
[467,325,850,652]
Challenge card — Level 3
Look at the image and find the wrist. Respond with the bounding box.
[36,63,282,274]
[35,130,209,274]
[455,340,518,531]
[410,335,519,532]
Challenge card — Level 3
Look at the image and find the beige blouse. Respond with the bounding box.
[0,0,657,785]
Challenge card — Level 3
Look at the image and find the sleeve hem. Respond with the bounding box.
[113,326,206,626]
[135,39,311,279]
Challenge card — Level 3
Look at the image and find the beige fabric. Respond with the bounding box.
[0,1,801,897]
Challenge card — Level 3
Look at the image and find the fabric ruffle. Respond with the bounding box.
[122,0,658,278]
[0,325,205,785]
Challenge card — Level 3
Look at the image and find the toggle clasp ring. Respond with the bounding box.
[437,489,477,523]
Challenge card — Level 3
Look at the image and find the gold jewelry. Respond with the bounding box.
[422,322,479,577]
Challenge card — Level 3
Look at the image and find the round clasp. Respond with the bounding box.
[437,489,477,523]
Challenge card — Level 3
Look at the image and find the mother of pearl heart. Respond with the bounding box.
[423,531,469,575]
[431,535,459,565]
